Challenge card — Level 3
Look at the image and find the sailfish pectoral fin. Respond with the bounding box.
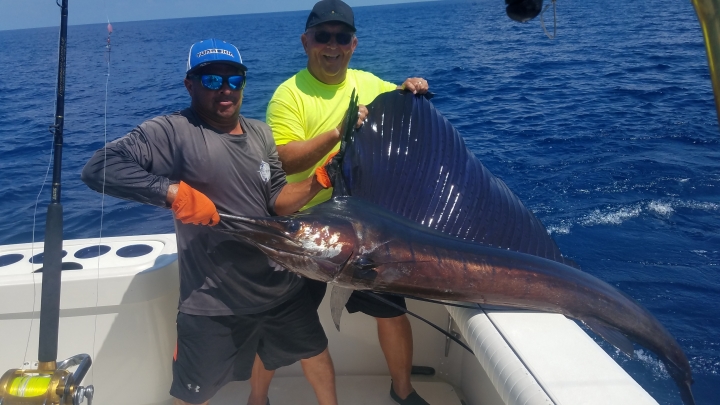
[330,286,354,331]
[583,318,635,357]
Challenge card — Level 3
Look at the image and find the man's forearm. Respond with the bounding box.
[277,128,340,175]
[80,144,171,208]
[274,176,326,216]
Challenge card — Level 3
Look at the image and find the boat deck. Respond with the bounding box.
[213,375,464,405]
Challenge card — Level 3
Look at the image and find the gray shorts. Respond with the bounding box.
[170,285,328,403]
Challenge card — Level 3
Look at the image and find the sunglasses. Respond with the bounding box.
[311,31,354,46]
[189,74,246,91]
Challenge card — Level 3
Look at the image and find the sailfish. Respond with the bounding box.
[220,90,695,405]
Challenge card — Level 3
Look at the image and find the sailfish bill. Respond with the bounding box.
[221,91,694,405]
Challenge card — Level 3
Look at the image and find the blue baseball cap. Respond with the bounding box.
[186,39,247,74]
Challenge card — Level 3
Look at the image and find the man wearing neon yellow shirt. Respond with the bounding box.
[266,1,430,404]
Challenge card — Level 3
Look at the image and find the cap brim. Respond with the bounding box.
[307,18,356,32]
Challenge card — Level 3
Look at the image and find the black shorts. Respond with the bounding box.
[346,290,407,318]
[305,278,328,309]
[304,278,407,318]
[170,285,328,404]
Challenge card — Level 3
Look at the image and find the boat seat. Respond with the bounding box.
[447,305,659,405]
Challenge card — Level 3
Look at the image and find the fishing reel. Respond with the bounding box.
[0,354,94,405]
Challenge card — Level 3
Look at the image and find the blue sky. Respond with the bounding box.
[0,0,436,31]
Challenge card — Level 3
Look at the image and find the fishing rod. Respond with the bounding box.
[359,291,476,356]
[0,1,94,403]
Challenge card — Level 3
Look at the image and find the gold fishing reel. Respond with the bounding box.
[0,355,94,405]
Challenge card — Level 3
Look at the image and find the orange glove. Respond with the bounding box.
[171,181,220,226]
[315,152,338,189]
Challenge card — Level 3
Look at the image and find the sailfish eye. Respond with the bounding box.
[286,220,301,233]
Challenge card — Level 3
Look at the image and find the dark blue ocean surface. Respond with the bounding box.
[0,0,717,403]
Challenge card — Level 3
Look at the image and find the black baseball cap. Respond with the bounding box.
[306,0,356,32]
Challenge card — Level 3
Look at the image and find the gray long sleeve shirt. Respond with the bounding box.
[82,108,303,315]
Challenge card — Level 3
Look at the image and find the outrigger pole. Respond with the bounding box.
[691,0,720,128]
[0,1,94,403]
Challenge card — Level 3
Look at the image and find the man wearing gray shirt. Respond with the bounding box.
[82,39,337,405]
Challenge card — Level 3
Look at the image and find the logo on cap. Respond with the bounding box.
[197,48,235,58]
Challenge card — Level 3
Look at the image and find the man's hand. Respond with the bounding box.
[170,181,220,226]
[337,104,369,135]
[399,77,430,95]
[315,151,339,189]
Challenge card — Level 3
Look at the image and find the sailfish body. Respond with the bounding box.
[222,91,694,404]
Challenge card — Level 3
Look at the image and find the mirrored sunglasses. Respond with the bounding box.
[312,31,354,46]
[189,74,246,91]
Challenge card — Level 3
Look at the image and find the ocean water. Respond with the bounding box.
[0,0,718,403]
